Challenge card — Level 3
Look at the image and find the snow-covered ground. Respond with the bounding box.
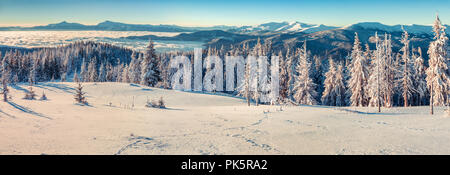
[0,82,449,155]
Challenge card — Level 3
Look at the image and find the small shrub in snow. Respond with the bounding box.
[23,86,37,100]
[145,97,166,109]
[40,91,47,101]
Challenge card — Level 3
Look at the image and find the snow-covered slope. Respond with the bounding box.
[232,21,338,34]
[0,82,449,155]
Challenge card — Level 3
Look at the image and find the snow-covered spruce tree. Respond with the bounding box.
[279,50,289,102]
[427,15,450,113]
[73,69,80,83]
[334,64,347,106]
[382,34,396,107]
[413,47,428,106]
[367,33,384,111]
[122,64,130,83]
[140,40,161,87]
[312,55,324,103]
[321,58,337,106]
[1,71,9,102]
[63,52,72,76]
[293,42,318,105]
[348,32,369,107]
[87,57,98,82]
[399,29,416,107]
[129,51,141,84]
[159,54,170,89]
[105,63,114,82]
[98,63,106,82]
[116,63,124,83]
[79,58,87,82]
[238,60,252,106]
[286,47,296,101]
[74,82,88,105]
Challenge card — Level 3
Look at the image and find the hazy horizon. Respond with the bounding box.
[0,0,449,27]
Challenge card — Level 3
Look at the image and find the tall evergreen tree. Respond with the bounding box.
[427,14,450,114]
[293,42,318,105]
[140,40,161,87]
[399,29,416,107]
[413,47,427,106]
[322,58,337,106]
[348,32,369,107]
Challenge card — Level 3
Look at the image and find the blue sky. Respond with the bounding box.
[0,0,448,27]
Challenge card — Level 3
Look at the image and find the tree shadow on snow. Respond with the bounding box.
[74,103,94,108]
[10,85,29,93]
[0,108,16,118]
[7,101,52,120]
[36,82,76,94]
[336,108,401,116]
[129,84,141,87]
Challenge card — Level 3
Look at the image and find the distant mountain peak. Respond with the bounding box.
[343,22,449,34]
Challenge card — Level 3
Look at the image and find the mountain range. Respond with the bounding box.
[1,20,448,61]
[1,20,447,35]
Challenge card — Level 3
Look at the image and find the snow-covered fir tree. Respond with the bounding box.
[367,33,384,110]
[87,57,97,82]
[279,50,289,102]
[413,47,428,106]
[348,32,369,107]
[382,34,396,107]
[79,58,87,82]
[140,40,160,87]
[98,63,106,82]
[238,57,253,106]
[1,68,9,102]
[427,14,450,109]
[321,58,337,106]
[334,64,347,106]
[293,42,318,105]
[399,29,416,107]
[129,51,141,84]
[122,64,130,83]
[73,69,79,83]
[286,47,296,101]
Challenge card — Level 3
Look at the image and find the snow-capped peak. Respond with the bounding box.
[233,21,337,34]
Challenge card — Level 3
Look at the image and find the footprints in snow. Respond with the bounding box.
[284,120,328,130]
[115,134,169,155]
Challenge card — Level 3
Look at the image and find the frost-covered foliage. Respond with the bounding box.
[140,40,161,87]
[293,42,318,105]
[348,32,369,107]
[322,59,347,106]
[367,33,396,108]
[426,15,450,106]
[413,48,428,106]
[398,29,416,107]
[0,16,448,108]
